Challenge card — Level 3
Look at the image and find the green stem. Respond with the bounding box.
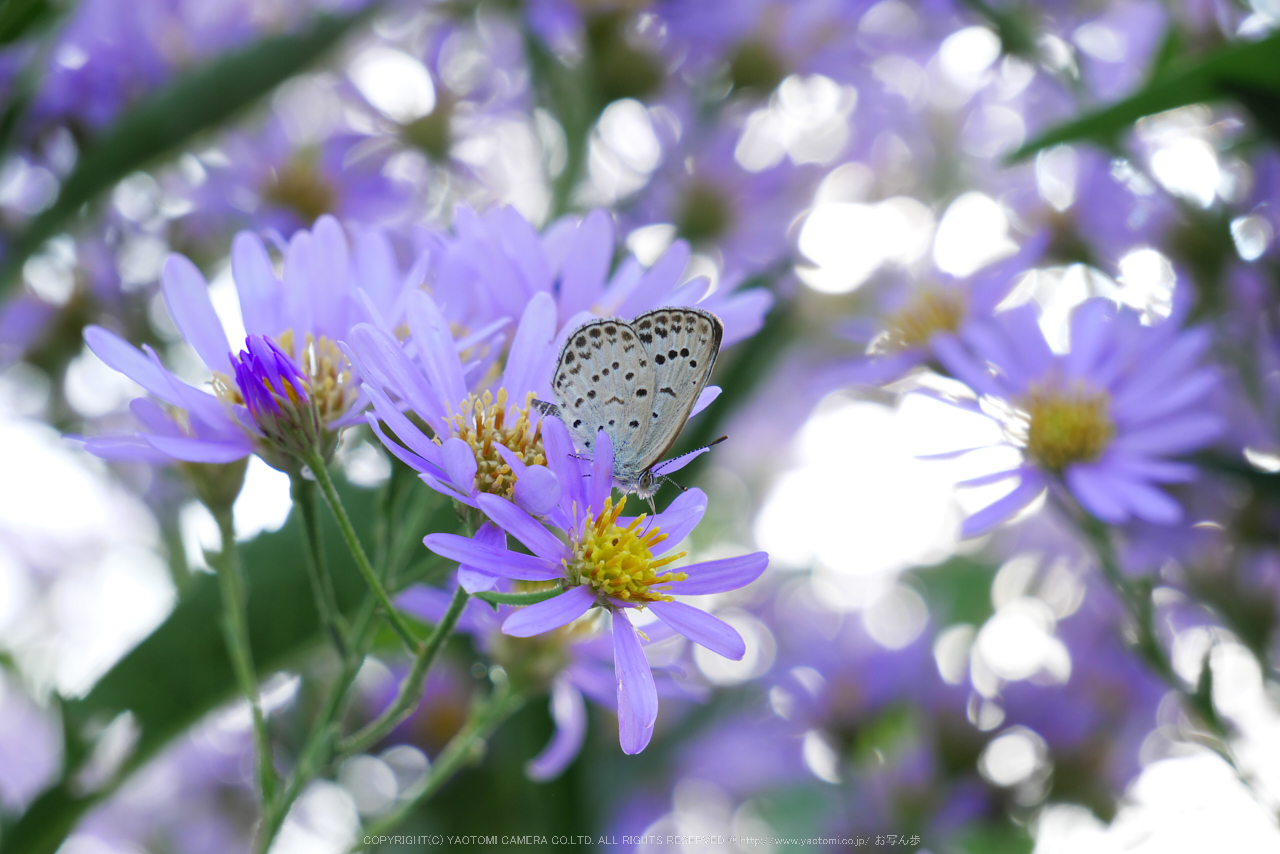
[1075,511,1246,771]
[356,682,526,844]
[255,596,383,853]
[337,584,472,757]
[291,472,350,656]
[210,505,277,804]
[303,449,420,650]
[474,585,563,607]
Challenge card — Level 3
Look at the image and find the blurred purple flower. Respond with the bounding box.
[934,297,1222,535]
[81,216,415,466]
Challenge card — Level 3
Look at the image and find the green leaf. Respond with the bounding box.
[912,555,998,628]
[0,0,55,45]
[0,4,376,301]
[1007,31,1280,162]
[3,477,452,854]
[474,585,564,607]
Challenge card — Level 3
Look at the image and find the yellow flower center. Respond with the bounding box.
[263,154,335,223]
[882,288,967,351]
[1020,381,1115,471]
[446,388,545,499]
[277,330,356,425]
[568,496,688,604]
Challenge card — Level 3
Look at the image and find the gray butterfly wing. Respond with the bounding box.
[549,317,655,457]
[626,307,723,473]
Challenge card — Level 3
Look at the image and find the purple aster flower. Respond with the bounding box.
[429,205,772,348]
[626,120,822,272]
[422,422,769,753]
[81,216,417,467]
[173,118,418,246]
[932,297,1223,536]
[818,234,1048,392]
[349,288,560,509]
[397,562,705,779]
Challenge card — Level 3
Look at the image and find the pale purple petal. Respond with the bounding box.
[665,552,768,595]
[995,304,1055,383]
[689,385,721,418]
[84,326,182,406]
[513,465,562,517]
[456,522,507,592]
[423,533,562,580]
[590,429,613,509]
[957,468,1024,488]
[83,436,170,463]
[649,601,745,660]
[350,324,445,426]
[542,416,584,514]
[363,382,445,471]
[161,254,232,375]
[493,442,528,476]
[931,333,1002,397]
[476,493,567,562]
[627,488,706,556]
[557,209,614,319]
[1064,465,1128,524]
[230,232,280,337]
[613,609,658,754]
[526,676,588,781]
[502,585,594,637]
[442,437,478,492]
[1112,414,1223,456]
[457,568,500,592]
[405,290,467,409]
[144,434,253,463]
[617,240,689,317]
[961,473,1047,537]
[1063,298,1116,378]
[1113,478,1183,525]
[501,291,558,401]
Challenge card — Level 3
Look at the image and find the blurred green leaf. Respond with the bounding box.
[0,0,53,45]
[0,4,375,301]
[912,555,997,628]
[953,820,1034,854]
[1007,31,1280,162]
[4,478,452,854]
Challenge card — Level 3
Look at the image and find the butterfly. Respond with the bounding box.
[534,307,725,505]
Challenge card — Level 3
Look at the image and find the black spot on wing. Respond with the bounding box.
[659,387,677,397]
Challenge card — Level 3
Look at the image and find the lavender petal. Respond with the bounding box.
[502,585,595,637]
[650,600,745,660]
[665,551,768,596]
[526,676,588,781]
[161,254,232,375]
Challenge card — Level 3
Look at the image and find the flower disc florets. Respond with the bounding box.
[1019,380,1115,472]
[568,497,688,604]
[883,287,967,351]
[447,388,545,498]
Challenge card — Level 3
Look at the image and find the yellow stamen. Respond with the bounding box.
[882,288,967,351]
[567,496,688,605]
[445,388,546,499]
[1019,381,1115,471]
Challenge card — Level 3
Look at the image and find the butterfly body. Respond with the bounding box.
[535,307,724,499]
